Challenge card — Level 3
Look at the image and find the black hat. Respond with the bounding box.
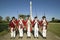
[12,17,15,20]
[34,16,37,19]
[42,16,46,19]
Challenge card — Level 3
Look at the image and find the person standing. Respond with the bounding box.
[41,16,48,39]
[26,16,32,38]
[18,17,24,38]
[9,17,16,39]
[33,16,39,38]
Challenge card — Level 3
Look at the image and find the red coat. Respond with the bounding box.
[40,20,48,26]
[18,19,24,29]
[40,20,48,30]
[31,20,35,27]
[25,19,32,32]
[22,20,27,27]
[33,19,40,27]
[9,20,15,28]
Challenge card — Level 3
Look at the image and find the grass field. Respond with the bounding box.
[0,30,8,36]
[0,23,8,32]
[48,23,60,37]
[0,23,9,36]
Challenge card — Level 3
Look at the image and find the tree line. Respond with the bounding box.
[50,17,60,23]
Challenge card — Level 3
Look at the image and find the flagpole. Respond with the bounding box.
[30,1,32,20]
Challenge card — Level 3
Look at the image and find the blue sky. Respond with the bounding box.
[0,0,60,21]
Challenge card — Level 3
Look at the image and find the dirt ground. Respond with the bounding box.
[0,30,60,40]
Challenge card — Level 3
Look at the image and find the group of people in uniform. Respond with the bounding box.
[9,16,48,39]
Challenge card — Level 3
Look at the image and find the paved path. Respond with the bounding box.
[0,30,60,40]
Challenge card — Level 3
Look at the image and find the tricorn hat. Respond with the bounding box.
[42,16,46,18]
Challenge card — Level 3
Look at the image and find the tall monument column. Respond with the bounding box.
[30,1,32,20]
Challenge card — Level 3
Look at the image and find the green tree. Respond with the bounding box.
[18,14,26,19]
[26,15,30,17]
[0,16,3,21]
[5,16,10,22]
[52,17,55,21]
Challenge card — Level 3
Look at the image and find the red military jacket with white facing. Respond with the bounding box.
[32,19,40,27]
[40,19,48,29]
[9,20,16,28]
[25,19,32,32]
[18,19,24,29]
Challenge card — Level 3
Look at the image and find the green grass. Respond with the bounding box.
[0,23,9,36]
[48,23,60,37]
[0,23,8,32]
[0,30,8,36]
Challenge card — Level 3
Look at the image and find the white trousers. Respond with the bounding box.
[42,26,46,37]
[19,26,23,37]
[34,23,38,37]
[27,24,31,37]
[11,28,15,38]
